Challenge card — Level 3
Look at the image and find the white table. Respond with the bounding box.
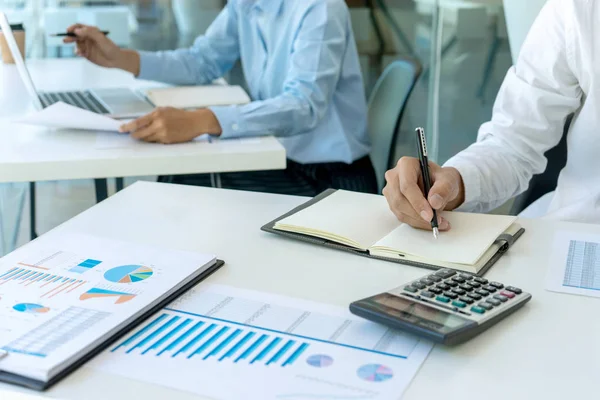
[0,58,286,253]
[0,181,597,400]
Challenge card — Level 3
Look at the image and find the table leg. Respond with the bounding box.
[115,177,125,192]
[94,179,110,202]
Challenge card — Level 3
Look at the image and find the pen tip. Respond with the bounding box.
[433,228,439,239]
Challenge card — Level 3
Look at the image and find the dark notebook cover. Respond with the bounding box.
[0,259,225,391]
[261,189,524,276]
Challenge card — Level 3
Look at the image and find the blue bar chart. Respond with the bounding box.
[69,259,102,274]
[112,311,310,368]
[0,267,87,297]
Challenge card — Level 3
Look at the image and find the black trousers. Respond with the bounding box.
[161,156,379,197]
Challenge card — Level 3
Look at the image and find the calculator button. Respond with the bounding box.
[469,281,481,288]
[427,275,442,283]
[475,289,489,297]
[483,285,497,293]
[500,290,516,299]
[451,276,466,284]
[473,277,488,284]
[506,286,522,295]
[451,287,466,296]
[490,282,504,289]
[467,293,482,300]
[420,291,435,298]
[452,300,467,308]
[443,291,458,299]
[436,296,451,303]
[429,287,443,295]
[435,269,456,279]
[413,282,427,290]
[478,302,493,310]
[471,306,486,314]
[459,283,473,291]
[459,273,473,280]
[404,286,418,293]
[459,296,474,304]
[437,283,450,291]
[420,279,434,286]
[445,280,458,288]
[493,294,508,302]
[487,298,502,306]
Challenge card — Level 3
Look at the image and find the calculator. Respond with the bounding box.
[349,269,531,345]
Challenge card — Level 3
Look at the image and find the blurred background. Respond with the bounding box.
[0,0,514,247]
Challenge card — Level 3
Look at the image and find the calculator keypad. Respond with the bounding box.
[400,269,523,317]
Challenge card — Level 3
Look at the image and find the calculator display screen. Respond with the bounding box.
[368,293,470,333]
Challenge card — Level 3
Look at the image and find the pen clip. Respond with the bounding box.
[416,127,428,157]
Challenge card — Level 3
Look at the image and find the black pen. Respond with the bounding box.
[416,127,439,239]
[51,31,109,37]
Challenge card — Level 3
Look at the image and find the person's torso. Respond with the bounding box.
[231,0,370,164]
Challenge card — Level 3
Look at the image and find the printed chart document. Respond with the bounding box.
[90,284,434,400]
[14,102,122,132]
[546,231,600,298]
[0,233,217,388]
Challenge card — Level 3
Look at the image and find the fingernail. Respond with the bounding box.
[440,218,450,230]
[430,194,444,209]
[420,210,432,222]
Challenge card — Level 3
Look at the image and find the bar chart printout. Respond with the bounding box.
[547,232,600,298]
[90,284,434,400]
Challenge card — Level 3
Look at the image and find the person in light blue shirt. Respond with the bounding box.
[65,0,377,195]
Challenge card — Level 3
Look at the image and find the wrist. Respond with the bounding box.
[445,167,465,210]
[194,109,223,136]
[114,49,140,76]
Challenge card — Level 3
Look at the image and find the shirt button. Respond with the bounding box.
[232,124,239,131]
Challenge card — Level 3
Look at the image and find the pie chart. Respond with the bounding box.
[306,354,334,368]
[13,303,50,314]
[104,265,153,284]
[357,364,394,382]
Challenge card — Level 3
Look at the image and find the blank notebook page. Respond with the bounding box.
[373,212,517,265]
[276,190,400,249]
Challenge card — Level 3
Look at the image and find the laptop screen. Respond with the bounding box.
[0,13,43,110]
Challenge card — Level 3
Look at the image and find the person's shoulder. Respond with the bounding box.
[289,0,348,14]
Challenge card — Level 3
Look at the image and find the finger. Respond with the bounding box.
[66,23,85,33]
[428,173,459,210]
[131,121,161,140]
[397,165,434,223]
[398,213,451,231]
[73,26,105,42]
[120,113,155,133]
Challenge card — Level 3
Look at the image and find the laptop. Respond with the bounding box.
[0,12,154,118]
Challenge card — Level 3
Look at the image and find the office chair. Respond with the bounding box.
[368,58,422,192]
[510,115,571,215]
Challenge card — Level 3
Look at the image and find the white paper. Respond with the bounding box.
[546,231,600,298]
[0,233,215,381]
[14,102,122,132]
[146,85,251,109]
[89,284,434,400]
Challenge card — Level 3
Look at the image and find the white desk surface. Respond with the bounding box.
[0,181,597,400]
[0,58,286,182]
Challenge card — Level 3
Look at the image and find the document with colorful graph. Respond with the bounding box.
[0,233,218,389]
[90,284,434,400]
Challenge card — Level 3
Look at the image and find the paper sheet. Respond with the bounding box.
[0,233,215,381]
[14,102,122,132]
[89,283,434,400]
[94,133,262,150]
[546,231,600,298]
[145,85,251,109]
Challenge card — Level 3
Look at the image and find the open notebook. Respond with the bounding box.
[0,233,223,391]
[262,190,524,275]
[145,85,251,109]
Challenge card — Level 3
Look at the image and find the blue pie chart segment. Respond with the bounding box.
[357,364,394,382]
[306,354,334,368]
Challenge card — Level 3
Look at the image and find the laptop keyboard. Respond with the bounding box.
[38,91,110,114]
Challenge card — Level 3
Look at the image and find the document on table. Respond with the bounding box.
[94,133,263,149]
[89,284,434,400]
[13,102,122,132]
[546,231,600,298]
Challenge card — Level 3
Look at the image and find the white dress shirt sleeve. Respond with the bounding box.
[444,0,583,213]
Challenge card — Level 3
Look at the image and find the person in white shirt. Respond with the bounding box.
[383,0,598,230]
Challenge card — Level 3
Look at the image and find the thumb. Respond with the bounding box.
[428,173,458,210]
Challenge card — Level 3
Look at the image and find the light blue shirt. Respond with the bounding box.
[138,0,370,164]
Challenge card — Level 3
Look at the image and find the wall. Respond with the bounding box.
[503,0,548,62]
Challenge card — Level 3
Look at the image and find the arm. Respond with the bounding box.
[138,4,240,85]
[210,1,351,139]
[444,0,583,213]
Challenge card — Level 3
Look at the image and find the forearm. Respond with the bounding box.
[114,49,141,76]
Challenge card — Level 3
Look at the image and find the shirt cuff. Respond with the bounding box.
[209,105,244,139]
[137,51,163,81]
[443,158,482,212]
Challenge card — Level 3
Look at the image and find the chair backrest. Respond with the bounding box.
[368,58,422,191]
